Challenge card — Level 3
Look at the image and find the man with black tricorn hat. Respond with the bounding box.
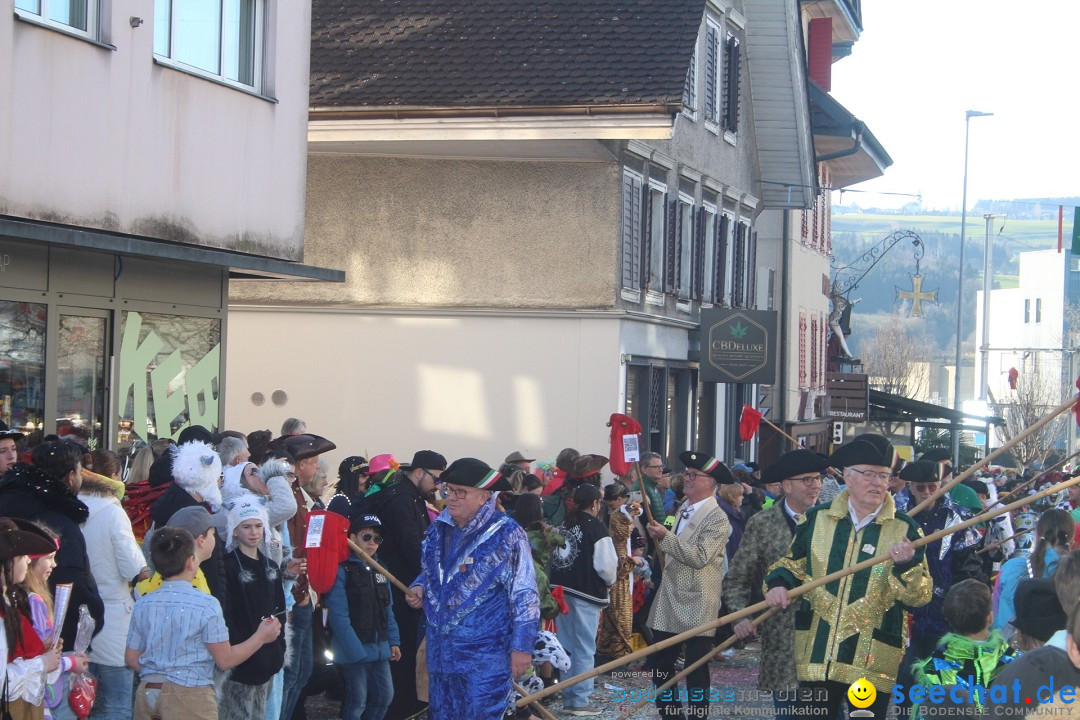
[724,449,827,712]
[644,451,732,720]
[405,458,539,720]
[765,433,932,719]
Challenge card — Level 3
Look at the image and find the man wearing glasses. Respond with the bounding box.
[765,434,931,720]
[372,449,446,720]
[644,451,732,720]
[724,449,827,712]
[406,458,539,720]
[635,452,668,524]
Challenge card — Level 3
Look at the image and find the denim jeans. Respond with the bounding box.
[559,595,602,709]
[88,663,135,720]
[280,603,314,720]
[50,672,77,720]
[340,660,393,720]
[263,669,284,720]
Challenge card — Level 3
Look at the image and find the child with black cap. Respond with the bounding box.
[324,501,401,720]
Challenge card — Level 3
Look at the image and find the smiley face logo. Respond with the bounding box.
[847,678,876,709]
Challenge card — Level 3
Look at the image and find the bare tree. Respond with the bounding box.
[994,369,1067,467]
[859,312,931,399]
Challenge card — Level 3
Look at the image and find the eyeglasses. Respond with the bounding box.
[422,469,442,484]
[848,467,892,483]
[911,482,940,493]
[441,485,478,500]
[360,533,383,544]
[644,464,663,470]
[685,470,713,481]
[787,474,824,487]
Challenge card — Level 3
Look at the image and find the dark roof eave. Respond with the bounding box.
[308,102,683,122]
[869,389,1005,427]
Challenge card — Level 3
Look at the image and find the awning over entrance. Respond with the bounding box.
[869,390,1004,428]
[0,216,344,282]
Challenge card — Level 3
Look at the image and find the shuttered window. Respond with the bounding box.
[722,34,741,133]
[644,183,666,290]
[620,170,644,290]
[746,228,757,308]
[664,197,680,294]
[682,46,698,116]
[678,196,694,300]
[732,221,746,307]
[704,23,721,125]
[717,214,731,305]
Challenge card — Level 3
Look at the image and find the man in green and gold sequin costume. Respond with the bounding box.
[765,434,932,719]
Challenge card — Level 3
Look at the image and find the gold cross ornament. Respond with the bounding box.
[896,274,938,318]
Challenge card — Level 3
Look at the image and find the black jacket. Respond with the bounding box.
[0,463,104,650]
[369,478,430,587]
[984,642,1080,715]
[149,483,228,608]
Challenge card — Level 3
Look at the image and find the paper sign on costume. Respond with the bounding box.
[622,435,641,463]
[52,583,72,646]
[305,515,326,548]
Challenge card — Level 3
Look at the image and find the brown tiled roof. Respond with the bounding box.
[310,0,705,110]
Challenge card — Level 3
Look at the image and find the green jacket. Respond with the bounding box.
[634,474,666,524]
[911,630,1017,717]
[526,522,566,620]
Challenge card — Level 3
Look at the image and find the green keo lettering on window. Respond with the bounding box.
[118,311,221,441]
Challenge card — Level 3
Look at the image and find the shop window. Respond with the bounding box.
[117,311,221,443]
[57,313,108,450]
[0,301,47,448]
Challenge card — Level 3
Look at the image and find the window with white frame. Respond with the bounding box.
[682,46,698,118]
[703,19,722,126]
[154,0,264,90]
[15,0,98,38]
[702,204,717,302]
[678,195,694,300]
[646,182,667,291]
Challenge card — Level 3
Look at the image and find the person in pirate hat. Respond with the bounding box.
[644,451,733,720]
[765,433,931,719]
[920,447,983,515]
[0,517,72,708]
[405,458,539,720]
[724,449,827,708]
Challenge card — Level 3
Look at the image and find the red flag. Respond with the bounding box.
[739,405,763,442]
[608,413,643,477]
[1073,377,1080,428]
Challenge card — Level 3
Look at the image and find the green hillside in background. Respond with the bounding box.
[828,211,1074,358]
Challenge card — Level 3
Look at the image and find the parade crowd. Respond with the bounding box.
[4,417,1080,720]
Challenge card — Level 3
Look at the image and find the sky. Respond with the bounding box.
[829,0,1080,211]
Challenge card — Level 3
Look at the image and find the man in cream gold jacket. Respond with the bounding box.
[645,451,733,719]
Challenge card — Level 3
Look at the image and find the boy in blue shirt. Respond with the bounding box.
[324,504,400,720]
[125,527,282,720]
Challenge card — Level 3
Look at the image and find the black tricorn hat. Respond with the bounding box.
[899,460,940,484]
[567,454,608,480]
[441,457,511,492]
[829,434,900,471]
[0,518,57,560]
[283,434,337,462]
[678,451,735,484]
[760,449,829,486]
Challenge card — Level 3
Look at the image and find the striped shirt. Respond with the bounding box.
[127,580,229,687]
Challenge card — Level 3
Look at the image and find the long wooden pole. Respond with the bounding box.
[909,395,1076,515]
[348,539,556,720]
[616,608,779,720]
[976,526,1034,555]
[519,470,1080,707]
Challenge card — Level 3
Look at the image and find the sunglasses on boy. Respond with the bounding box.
[359,533,383,544]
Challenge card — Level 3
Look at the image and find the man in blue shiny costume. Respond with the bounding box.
[407,457,539,720]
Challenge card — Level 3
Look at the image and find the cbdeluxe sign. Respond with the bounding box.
[700,309,778,385]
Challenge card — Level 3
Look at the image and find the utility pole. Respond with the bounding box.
[979,213,1001,403]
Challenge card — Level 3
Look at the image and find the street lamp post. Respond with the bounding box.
[979,213,1002,403]
[952,110,993,467]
